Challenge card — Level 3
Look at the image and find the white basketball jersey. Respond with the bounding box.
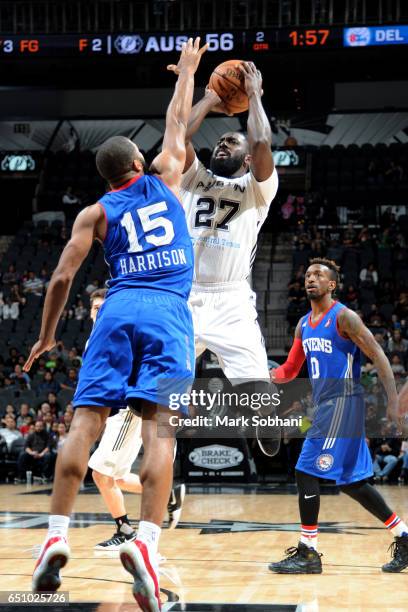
[180,156,279,284]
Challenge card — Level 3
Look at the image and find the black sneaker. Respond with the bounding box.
[94,528,136,551]
[167,483,185,529]
[269,542,323,574]
[256,421,281,457]
[382,535,408,573]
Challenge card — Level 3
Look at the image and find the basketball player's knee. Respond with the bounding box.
[92,470,114,489]
[295,469,320,495]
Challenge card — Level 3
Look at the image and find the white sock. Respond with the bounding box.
[300,524,318,550]
[137,520,161,555]
[385,513,408,537]
[47,515,70,539]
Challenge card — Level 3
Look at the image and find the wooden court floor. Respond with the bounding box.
[0,483,406,611]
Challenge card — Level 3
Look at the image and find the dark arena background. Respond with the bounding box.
[0,1,407,610]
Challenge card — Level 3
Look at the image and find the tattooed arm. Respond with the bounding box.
[337,308,399,424]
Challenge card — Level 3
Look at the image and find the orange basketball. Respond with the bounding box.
[209,59,249,115]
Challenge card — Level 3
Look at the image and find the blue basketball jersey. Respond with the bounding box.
[300,301,361,404]
[98,174,193,299]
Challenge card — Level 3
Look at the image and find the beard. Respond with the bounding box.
[210,154,245,177]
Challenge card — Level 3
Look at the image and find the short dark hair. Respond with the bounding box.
[96,136,137,182]
[309,257,340,284]
[90,288,107,305]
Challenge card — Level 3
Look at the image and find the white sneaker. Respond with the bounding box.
[32,536,70,592]
[120,538,161,611]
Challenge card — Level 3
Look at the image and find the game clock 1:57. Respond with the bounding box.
[286,28,338,47]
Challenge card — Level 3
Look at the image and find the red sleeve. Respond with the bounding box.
[272,338,306,383]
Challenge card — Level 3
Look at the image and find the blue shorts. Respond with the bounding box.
[296,395,373,485]
[73,289,194,414]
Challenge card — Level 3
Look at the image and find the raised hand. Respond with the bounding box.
[241,61,263,98]
[167,37,208,76]
[23,337,56,372]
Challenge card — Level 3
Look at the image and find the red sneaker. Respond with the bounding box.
[120,539,161,611]
[32,536,70,592]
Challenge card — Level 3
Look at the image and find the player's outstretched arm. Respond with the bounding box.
[152,37,207,190]
[23,204,104,371]
[270,319,305,383]
[337,308,399,424]
[179,87,230,173]
[241,62,274,182]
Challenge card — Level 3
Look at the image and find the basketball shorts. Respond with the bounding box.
[189,281,269,381]
[88,408,142,479]
[73,289,195,414]
[296,395,373,485]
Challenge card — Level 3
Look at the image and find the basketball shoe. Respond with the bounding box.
[268,542,323,574]
[120,539,161,611]
[95,524,136,551]
[32,536,70,592]
[167,483,185,529]
[382,535,408,572]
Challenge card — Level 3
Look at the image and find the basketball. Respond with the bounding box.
[209,59,249,114]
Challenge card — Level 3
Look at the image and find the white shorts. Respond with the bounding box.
[189,281,269,381]
[88,408,142,479]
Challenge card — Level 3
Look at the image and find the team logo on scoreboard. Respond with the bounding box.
[344,27,371,47]
[1,154,35,171]
[315,453,334,472]
[114,35,144,54]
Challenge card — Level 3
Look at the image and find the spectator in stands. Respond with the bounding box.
[5,347,20,370]
[67,347,82,367]
[74,299,88,320]
[42,412,54,434]
[45,352,58,371]
[373,431,401,482]
[395,292,408,320]
[390,354,405,376]
[399,440,408,484]
[60,368,78,391]
[39,267,50,287]
[385,160,403,184]
[10,364,31,389]
[85,278,100,295]
[367,159,384,186]
[23,270,44,297]
[2,297,19,320]
[37,402,51,419]
[47,392,61,416]
[19,415,34,436]
[62,186,80,207]
[0,415,22,450]
[17,420,52,482]
[360,263,378,287]
[55,340,69,363]
[16,403,34,428]
[56,423,68,451]
[1,405,16,425]
[388,330,408,357]
[61,410,73,431]
[2,264,18,285]
[9,284,26,308]
[37,372,60,396]
[344,284,359,309]
[281,195,295,222]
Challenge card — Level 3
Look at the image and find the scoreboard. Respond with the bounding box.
[0,25,406,58]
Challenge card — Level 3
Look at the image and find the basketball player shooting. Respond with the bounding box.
[87,289,185,553]
[167,59,280,455]
[268,258,408,574]
[24,37,207,611]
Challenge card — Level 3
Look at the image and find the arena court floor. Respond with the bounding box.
[0,484,406,611]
